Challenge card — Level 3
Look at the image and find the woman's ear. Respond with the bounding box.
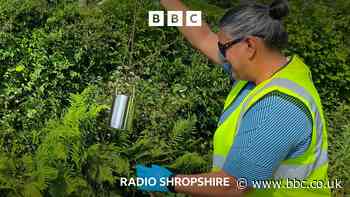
[245,36,258,60]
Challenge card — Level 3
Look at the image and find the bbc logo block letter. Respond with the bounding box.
[186,11,202,27]
[167,11,183,26]
[148,11,202,27]
[149,11,164,26]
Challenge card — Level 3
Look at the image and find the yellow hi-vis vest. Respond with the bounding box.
[212,55,331,196]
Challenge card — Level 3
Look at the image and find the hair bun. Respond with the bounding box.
[269,0,289,20]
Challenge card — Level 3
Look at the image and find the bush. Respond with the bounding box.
[327,104,350,196]
[0,0,349,196]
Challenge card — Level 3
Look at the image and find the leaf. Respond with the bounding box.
[22,182,42,197]
[97,165,115,184]
[15,65,25,72]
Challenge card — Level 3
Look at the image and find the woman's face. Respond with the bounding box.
[217,30,256,81]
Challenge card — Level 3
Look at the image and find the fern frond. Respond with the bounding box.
[168,152,207,174]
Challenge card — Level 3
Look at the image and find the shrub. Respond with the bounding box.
[0,0,348,196]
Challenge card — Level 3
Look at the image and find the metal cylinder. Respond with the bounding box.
[110,94,129,130]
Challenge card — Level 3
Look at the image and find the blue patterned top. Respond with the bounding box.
[219,63,312,187]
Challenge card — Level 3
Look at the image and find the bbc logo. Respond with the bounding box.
[149,11,202,27]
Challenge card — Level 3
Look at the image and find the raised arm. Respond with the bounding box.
[160,0,223,64]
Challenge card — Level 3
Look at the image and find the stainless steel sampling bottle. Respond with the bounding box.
[109,86,135,130]
[110,94,129,129]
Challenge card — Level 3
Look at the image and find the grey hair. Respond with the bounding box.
[219,0,289,50]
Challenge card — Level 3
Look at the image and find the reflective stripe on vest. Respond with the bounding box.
[213,155,226,168]
[213,78,328,179]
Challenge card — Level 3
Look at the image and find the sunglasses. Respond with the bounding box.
[218,37,244,58]
[218,34,265,58]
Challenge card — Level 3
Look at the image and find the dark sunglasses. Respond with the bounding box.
[218,34,265,58]
[218,37,244,58]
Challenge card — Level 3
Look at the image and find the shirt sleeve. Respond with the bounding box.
[222,63,232,75]
[222,91,312,186]
[218,51,236,82]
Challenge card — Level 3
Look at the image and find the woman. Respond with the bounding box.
[136,0,331,196]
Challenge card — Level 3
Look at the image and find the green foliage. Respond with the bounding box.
[169,152,208,174]
[327,104,350,196]
[285,0,350,109]
[0,0,349,196]
[0,86,103,196]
